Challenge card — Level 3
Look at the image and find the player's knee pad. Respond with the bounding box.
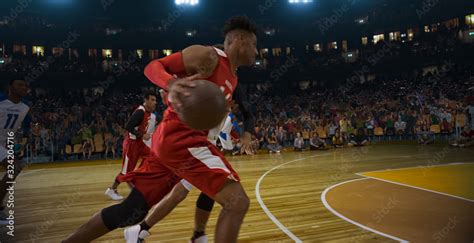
[101,188,149,230]
[196,192,214,212]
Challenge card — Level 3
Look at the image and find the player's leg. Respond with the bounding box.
[212,180,249,243]
[62,188,149,243]
[145,180,190,226]
[111,138,131,190]
[191,192,215,242]
[116,140,143,184]
[124,179,191,242]
[164,145,249,243]
[106,139,139,200]
[124,178,215,242]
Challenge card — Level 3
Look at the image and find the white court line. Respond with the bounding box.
[20,169,45,177]
[358,161,473,174]
[255,154,323,243]
[356,173,474,203]
[321,178,410,243]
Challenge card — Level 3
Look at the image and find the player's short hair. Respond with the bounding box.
[144,91,157,100]
[223,16,257,36]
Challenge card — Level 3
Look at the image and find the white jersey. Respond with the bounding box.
[217,115,234,150]
[0,98,29,160]
[143,112,157,148]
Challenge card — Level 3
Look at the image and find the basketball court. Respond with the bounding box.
[8,144,474,242]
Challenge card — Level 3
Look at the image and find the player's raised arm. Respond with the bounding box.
[143,45,219,90]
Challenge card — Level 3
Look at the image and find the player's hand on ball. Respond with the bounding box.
[167,74,201,108]
[142,133,151,141]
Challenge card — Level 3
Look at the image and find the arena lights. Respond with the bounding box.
[175,0,199,6]
[46,0,73,4]
[185,30,197,37]
[289,0,313,4]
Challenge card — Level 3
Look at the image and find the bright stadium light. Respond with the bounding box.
[175,0,199,6]
[289,0,313,3]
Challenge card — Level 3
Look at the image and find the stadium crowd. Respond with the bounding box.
[2,24,473,161]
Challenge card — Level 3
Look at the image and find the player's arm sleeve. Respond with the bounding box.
[144,45,218,90]
[125,110,145,138]
[144,52,186,90]
[233,84,255,134]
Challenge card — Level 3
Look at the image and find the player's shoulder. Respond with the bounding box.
[183,45,219,62]
[135,105,146,112]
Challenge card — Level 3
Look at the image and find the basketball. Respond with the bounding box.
[177,79,228,130]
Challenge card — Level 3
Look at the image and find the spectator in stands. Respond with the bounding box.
[294,132,304,151]
[276,126,287,147]
[302,128,310,147]
[40,126,49,148]
[440,118,450,134]
[332,130,345,148]
[385,115,395,137]
[310,132,326,150]
[418,125,434,145]
[115,136,123,157]
[450,126,474,148]
[405,111,417,139]
[455,109,467,138]
[80,124,93,142]
[31,123,41,157]
[349,128,369,146]
[82,139,93,159]
[468,101,474,129]
[267,132,282,153]
[104,135,116,158]
[365,116,375,136]
[328,121,337,140]
[395,117,406,137]
[251,135,260,152]
[339,116,349,141]
[56,131,68,161]
[286,118,297,145]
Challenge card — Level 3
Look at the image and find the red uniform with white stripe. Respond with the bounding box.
[120,47,239,207]
[116,105,155,182]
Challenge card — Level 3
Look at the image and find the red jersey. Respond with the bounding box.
[127,105,156,142]
[122,48,242,201]
[145,47,238,157]
[166,47,236,117]
[151,47,237,124]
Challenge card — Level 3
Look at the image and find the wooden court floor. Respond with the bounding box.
[4,144,474,242]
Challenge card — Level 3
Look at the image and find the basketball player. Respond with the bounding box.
[0,79,30,225]
[63,16,257,243]
[123,83,255,243]
[105,92,157,200]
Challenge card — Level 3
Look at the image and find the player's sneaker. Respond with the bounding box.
[105,188,123,201]
[124,225,150,243]
[190,235,208,243]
